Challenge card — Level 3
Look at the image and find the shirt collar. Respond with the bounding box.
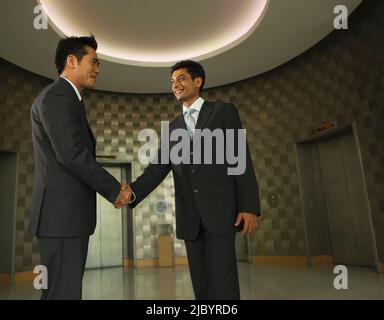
[60,76,82,101]
[183,97,204,114]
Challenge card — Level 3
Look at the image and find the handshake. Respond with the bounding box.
[114,183,133,209]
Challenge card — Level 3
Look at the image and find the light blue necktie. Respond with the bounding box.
[184,108,197,138]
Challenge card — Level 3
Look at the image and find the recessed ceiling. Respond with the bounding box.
[0,0,362,93]
[39,0,269,67]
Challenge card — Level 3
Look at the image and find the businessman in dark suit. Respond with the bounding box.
[128,60,260,299]
[29,36,131,300]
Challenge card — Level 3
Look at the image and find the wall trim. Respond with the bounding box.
[174,257,188,266]
[135,258,159,268]
[15,271,35,282]
[0,271,36,284]
[0,273,10,284]
[123,258,134,268]
[252,256,384,273]
[311,255,333,266]
[2,258,383,284]
[252,256,308,266]
[134,257,188,268]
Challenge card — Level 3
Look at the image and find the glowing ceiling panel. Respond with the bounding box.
[38,0,269,66]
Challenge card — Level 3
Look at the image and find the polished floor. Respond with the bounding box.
[1,262,384,300]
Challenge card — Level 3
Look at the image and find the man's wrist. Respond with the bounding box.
[128,191,136,204]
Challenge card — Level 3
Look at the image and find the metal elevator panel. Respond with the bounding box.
[235,232,249,261]
[86,166,123,269]
[0,152,17,279]
[317,133,375,267]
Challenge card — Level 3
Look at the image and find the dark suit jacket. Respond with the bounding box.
[130,101,260,240]
[29,77,121,237]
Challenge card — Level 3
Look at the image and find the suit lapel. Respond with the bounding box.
[195,101,214,130]
[172,101,215,140]
[173,101,215,141]
[79,100,96,145]
[174,114,188,131]
[85,118,96,145]
[57,77,96,145]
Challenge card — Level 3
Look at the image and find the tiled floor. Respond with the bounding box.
[1,262,384,300]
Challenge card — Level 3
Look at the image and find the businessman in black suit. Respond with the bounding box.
[128,60,260,299]
[29,36,131,300]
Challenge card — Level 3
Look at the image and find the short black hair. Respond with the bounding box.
[55,35,98,75]
[171,60,206,91]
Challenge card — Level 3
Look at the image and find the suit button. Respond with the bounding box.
[193,189,199,194]
[191,169,196,174]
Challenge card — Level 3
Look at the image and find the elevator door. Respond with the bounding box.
[86,166,123,269]
[235,233,249,261]
[317,133,375,267]
[0,151,17,278]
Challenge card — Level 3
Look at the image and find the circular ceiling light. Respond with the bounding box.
[38,0,269,67]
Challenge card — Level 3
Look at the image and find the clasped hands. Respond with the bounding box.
[114,183,133,209]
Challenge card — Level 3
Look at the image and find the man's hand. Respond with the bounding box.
[114,183,132,209]
[235,212,259,237]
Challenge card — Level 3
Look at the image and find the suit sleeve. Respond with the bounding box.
[40,93,121,203]
[225,103,261,216]
[129,135,171,208]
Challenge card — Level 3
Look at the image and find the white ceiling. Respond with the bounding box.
[39,0,269,66]
[0,0,362,93]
